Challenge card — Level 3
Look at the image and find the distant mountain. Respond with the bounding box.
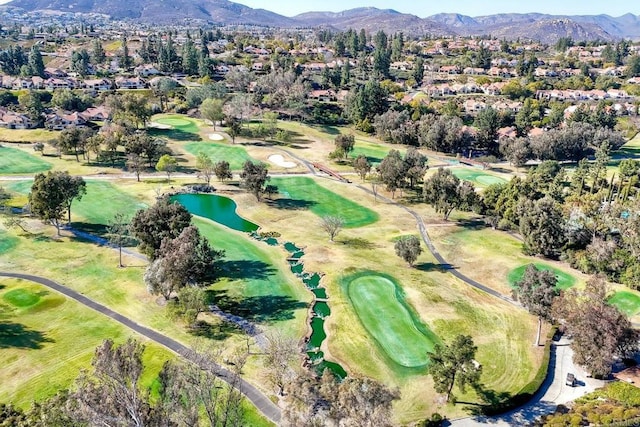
[294,7,453,37]
[3,0,640,42]
[3,0,298,25]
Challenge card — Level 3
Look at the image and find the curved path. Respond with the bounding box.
[0,271,281,424]
[353,183,517,305]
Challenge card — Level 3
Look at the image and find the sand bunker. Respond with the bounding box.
[268,154,297,168]
[208,133,225,141]
[149,121,172,130]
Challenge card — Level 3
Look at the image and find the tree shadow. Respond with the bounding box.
[219,259,276,281]
[415,262,448,273]
[211,291,307,323]
[148,128,201,141]
[188,319,242,340]
[314,125,340,135]
[455,218,486,230]
[69,222,109,236]
[342,237,377,250]
[266,198,317,210]
[0,321,54,349]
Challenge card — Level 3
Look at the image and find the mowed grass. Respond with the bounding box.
[508,263,577,290]
[451,167,507,187]
[183,142,256,170]
[609,291,640,317]
[342,271,438,368]
[193,217,309,334]
[6,180,147,225]
[154,116,200,134]
[0,128,58,144]
[269,176,379,228]
[0,146,51,174]
[349,140,398,165]
[0,278,172,409]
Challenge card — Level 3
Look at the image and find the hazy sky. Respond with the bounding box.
[0,0,637,16]
[234,0,639,17]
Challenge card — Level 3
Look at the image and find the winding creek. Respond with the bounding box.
[172,193,347,378]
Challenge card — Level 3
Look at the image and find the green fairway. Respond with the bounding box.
[342,271,438,368]
[269,176,379,228]
[6,180,146,225]
[451,167,507,186]
[0,146,51,174]
[183,142,257,170]
[609,291,640,317]
[349,141,398,165]
[508,263,576,290]
[193,217,308,329]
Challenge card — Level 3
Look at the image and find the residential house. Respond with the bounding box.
[134,64,160,77]
[83,78,112,91]
[45,110,87,130]
[115,76,146,89]
[0,107,34,129]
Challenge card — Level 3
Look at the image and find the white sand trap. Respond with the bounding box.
[268,154,297,168]
[149,121,172,129]
[208,133,225,141]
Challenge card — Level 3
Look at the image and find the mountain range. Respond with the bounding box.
[3,0,640,42]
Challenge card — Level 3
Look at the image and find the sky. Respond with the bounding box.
[234,0,640,18]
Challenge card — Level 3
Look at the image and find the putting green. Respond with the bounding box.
[184,142,257,171]
[349,142,399,165]
[154,116,199,134]
[269,176,379,228]
[508,263,576,290]
[3,288,41,308]
[451,168,507,186]
[0,146,51,174]
[343,271,438,368]
[609,291,640,317]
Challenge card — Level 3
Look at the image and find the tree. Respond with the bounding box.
[169,286,207,327]
[91,39,106,64]
[240,161,269,201]
[353,155,371,181]
[151,77,177,112]
[106,213,131,268]
[428,335,482,402]
[126,153,145,182]
[320,215,345,242]
[195,152,214,185]
[394,235,422,267]
[213,160,233,183]
[145,226,223,300]
[200,98,225,131]
[27,45,45,78]
[156,154,177,182]
[227,118,242,144]
[513,264,559,346]
[130,196,192,259]
[71,339,150,426]
[29,171,86,235]
[518,197,566,258]
[55,126,92,162]
[423,168,478,220]
[378,149,406,198]
[553,276,639,377]
[474,106,501,155]
[403,147,428,189]
[334,134,355,159]
[264,332,298,396]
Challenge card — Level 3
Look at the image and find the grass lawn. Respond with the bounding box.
[154,116,200,134]
[183,142,256,170]
[450,167,508,187]
[0,146,51,174]
[0,277,171,409]
[507,263,577,290]
[0,128,58,144]
[269,176,379,228]
[349,140,399,165]
[5,180,147,226]
[609,291,640,317]
[341,271,438,368]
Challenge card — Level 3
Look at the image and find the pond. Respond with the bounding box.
[171,194,259,232]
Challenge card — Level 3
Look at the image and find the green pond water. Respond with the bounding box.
[308,317,327,349]
[313,301,331,318]
[303,273,321,289]
[312,288,327,299]
[284,242,301,253]
[172,194,259,232]
[290,262,304,275]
